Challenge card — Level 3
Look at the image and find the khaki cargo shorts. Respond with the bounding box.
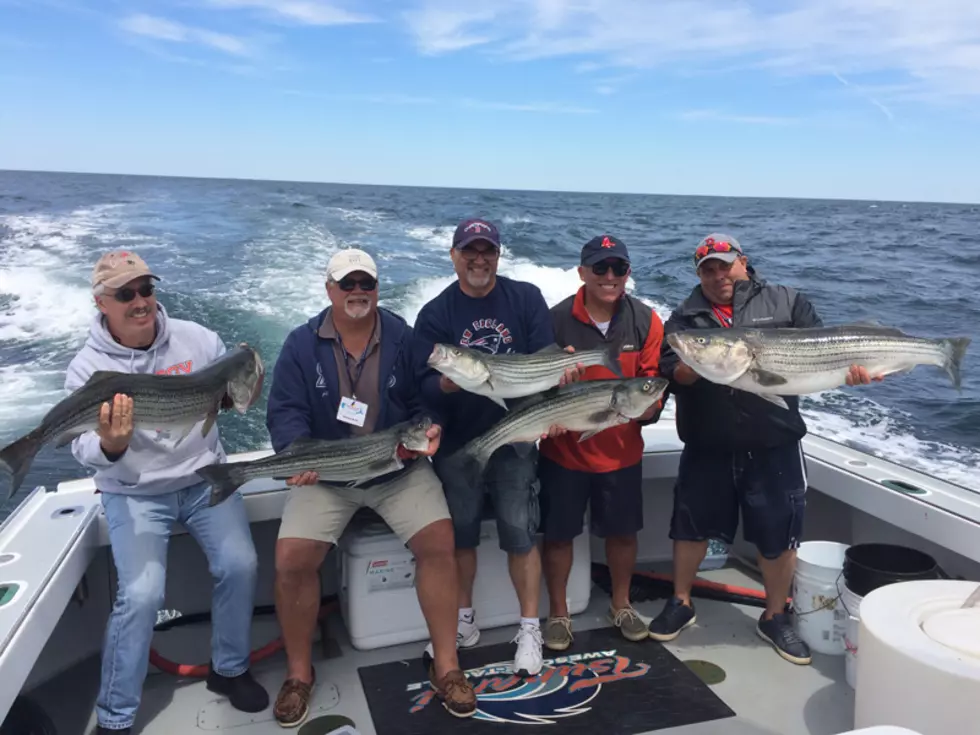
[278,459,450,546]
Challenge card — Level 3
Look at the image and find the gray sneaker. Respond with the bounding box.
[608,605,649,642]
[543,616,573,651]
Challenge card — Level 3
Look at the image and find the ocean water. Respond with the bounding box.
[1,170,978,518]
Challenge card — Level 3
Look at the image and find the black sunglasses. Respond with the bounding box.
[592,260,629,277]
[111,282,156,303]
[337,276,377,292]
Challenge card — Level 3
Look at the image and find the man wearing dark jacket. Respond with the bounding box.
[649,234,878,665]
[266,249,476,725]
[538,235,665,650]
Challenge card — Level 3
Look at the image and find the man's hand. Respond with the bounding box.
[541,424,567,440]
[398,424,442,459]
[439,375,461,393]
[845,365,885,386]
[285,471,319,486]
[98,393,134,456]
[673,363,701,385]
[558,345,586,386]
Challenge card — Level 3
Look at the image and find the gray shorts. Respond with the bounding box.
[278,459,451,546]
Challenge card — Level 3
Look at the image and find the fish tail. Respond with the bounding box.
[444,444,490,480]
[601,344,625,378]
[0,430,43,501]
[942,337,971,391]
[197,462,248,506]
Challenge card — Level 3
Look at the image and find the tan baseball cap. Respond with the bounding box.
[91,250,160,290]
[327,248,378,281]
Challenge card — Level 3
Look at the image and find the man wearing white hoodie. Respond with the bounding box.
[64,251,268,735]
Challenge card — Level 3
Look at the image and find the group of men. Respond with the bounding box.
[69,222,882,733]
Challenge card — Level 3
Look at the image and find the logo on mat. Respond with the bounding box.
[406,649,649,724]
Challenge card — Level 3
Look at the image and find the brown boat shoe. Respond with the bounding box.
[429,665,477,718]
[273,667,316,728]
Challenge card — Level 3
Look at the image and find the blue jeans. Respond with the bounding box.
[97,482,258,730]
[433,444,541,554]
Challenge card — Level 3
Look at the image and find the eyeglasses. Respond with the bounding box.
[458,246,499,261]
[592,260,629,277]
[336,276,377,292]
[694,238,740,265]
[110,282,155,303]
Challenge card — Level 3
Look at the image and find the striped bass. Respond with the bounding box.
[198,416,434,506]
[427,342,623,408]
[0,343,265,499]
[445,377,668,474]
[667,323,970,410]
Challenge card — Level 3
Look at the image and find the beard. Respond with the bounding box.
[344,296,372,319]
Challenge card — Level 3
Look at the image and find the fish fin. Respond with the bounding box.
[754,393,790,410]
[505,386,560,413]
[577,429,601,442]
[368,457,403,474]
[587,408,617,424]
[510,441,536,459]
[282,436,319,452]
[200,409,218,438]
[602,345,625,378]
[170,422,197,448]
[487,394,509,410]
[53,427,88,448]
[749,368,788,387]
[0,430,43,500]
[442,446,489,481]
[197,462,248,506]
[943,337,971,391]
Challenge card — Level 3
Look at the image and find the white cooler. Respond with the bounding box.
[338,515,593,650]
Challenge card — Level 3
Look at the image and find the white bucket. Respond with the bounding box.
[792,541,849,656]
[841,582,864,689]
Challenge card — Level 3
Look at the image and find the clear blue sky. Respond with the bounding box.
[2,0,980,203]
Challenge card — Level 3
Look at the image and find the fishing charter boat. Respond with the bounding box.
[0,411,977,735]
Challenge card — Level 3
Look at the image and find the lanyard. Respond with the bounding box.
[335,320,377,400]
[712,304,733,328]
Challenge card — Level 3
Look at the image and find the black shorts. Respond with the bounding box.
[538,455,643,542]
[669,442,807,560]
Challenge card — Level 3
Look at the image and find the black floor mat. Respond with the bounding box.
[357,626,735,735]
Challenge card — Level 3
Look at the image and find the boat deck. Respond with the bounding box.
[34,565,856,735]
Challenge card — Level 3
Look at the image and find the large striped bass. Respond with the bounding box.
[444,377,668,474]
[0,343,265,499]
[427,342,623,408]
[667,323,970,410]
[198,416,434,506]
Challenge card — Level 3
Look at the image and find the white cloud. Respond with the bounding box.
[120,14,251,56]
[205,0,375,26]
[402,0,980,105]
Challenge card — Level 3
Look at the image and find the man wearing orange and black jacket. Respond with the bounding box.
[538,235,665,651]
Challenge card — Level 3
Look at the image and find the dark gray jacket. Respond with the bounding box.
[660,273,823,451]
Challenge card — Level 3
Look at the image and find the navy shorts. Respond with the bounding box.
[432,445,540,554]
[538,455,643,542]
[669,442,807,560]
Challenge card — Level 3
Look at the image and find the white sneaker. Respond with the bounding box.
[458,615,480,648]
[512,623,543,677]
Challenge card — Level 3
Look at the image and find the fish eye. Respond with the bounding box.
[696,337,707,344]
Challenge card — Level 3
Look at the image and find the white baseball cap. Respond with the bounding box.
[327,248,378,281]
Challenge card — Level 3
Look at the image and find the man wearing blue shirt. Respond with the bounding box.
[415,219,553,677]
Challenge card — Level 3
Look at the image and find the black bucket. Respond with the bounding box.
[842,543,943,597]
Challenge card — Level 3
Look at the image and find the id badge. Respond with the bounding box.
[337,396,368,427]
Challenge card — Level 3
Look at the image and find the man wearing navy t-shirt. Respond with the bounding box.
[414,219,553,676]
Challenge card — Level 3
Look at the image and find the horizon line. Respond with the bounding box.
[1,167,976,208]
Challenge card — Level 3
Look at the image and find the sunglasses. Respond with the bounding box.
[458,246,499,261]
[592,260,629,277]
[694,238,741,264]
[110,282,155,303]
[337,276,377,292]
